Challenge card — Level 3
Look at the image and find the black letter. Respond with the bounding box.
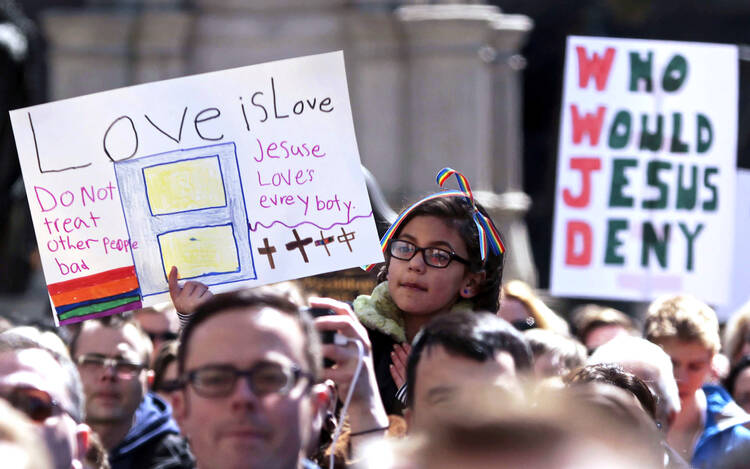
[29,112,91,172]
[103,115,138,162]
[271,77,289,119]
[194,108,224,141]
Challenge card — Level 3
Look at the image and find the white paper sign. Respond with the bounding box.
[551,36,738,305]
[716,169,750,321]
[10,51,383,325]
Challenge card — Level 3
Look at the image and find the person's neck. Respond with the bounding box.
[672,389,704,430]
[92,417,135,451]
[404,313,440,343]
[667,388,706,459]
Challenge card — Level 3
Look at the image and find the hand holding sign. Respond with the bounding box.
[168,266,213,316]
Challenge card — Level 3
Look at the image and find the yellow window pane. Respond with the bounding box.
[144,156,226,215]
[159,225,239,279]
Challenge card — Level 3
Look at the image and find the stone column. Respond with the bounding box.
[397,4,537,286]
[42,2,192,100]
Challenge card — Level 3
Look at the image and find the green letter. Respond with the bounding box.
[629,51,653,92]
[641,222,670,269]
[608,110,632,149]
[605,219,628,265]
[670,113,689,153]
[703,167,719,211]
[676,164,697,210]
[697,114,713,153]
[642,160,671,210]
[639,114,663,151]
[662,54,688,92]
[678,222,704,271]
[609,158,637,207]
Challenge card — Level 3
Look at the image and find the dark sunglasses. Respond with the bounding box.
[1,386,68,423]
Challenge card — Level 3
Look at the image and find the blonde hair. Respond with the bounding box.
[723,299,750,364]
[501,280,569,335]
[644,294,720,354]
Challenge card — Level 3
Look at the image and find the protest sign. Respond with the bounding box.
[551,36,737,305]
[716,169,750,320]
[10,51,383,325]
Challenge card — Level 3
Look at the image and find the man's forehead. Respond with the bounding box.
[186,307,306,366]
[76,322,143,355]
[0,349,67,397]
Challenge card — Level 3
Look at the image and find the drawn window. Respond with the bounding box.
[143,155,227,216]
[157,224,240,280]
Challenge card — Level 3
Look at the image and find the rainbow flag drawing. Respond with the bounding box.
[48,266,142,325]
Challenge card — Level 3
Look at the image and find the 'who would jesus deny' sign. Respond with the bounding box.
[10,52,383,326]
[551,36,738,305]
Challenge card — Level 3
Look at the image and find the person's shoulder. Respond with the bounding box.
[132,432,195,469]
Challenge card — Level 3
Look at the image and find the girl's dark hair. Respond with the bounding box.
[377,196,504,311]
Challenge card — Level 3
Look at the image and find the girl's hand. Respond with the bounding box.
[389,343,412,389]
[168,266,213,315]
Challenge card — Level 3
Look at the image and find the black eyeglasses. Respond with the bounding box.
[184,362,312,399]
[0,386,69,423]
[146,331,179,343]
[76,354,146,380]
[389,239,470,268]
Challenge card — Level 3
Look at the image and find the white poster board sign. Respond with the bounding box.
[10,51,383,325]
[551,36,738,305]
[716,169,750,321]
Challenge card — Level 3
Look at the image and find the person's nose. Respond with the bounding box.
[230,375,260,410]
[407,249,427,272]
[100,361,117,382]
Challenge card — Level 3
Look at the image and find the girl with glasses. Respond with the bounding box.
[353,168,505,415]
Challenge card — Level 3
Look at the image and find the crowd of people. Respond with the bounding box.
[2,171,750,469]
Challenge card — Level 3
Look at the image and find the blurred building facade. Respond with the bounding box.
[39,0,538,285]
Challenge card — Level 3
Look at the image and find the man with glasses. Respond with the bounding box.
[172,287,330,469]
[0,330,89,469]
[70,315,193,469]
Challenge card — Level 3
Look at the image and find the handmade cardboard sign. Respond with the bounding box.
[10,51,383,325]
[551,36,737,305]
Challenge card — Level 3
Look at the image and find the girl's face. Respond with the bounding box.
[387,215,481,317]
[659,339,713,403]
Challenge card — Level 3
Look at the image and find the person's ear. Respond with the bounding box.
[75,423,91,465]
[172,390,188,423]
[460,271,486,299]
[147,370,155,388]
[404,407,413,433]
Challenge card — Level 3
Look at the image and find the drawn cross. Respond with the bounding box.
[314,231,335,256]
[337,227,356,252]
[285,229,313,263]
[257,238,277,269]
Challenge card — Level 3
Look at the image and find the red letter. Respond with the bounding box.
[565,221,592,266]
[570,105,606,146]
[562,157,601,208]
[576,46,616,91]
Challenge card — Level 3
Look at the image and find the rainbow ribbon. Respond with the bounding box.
[363,167,505,272]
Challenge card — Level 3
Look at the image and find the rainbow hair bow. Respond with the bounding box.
[363,167,505,272]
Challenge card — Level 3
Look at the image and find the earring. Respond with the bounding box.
[463,288,470,295]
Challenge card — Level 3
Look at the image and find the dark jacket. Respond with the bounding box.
[367,326,404,416]
[109,393,194,469]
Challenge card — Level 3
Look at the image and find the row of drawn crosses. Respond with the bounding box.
[257,227,356,269]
